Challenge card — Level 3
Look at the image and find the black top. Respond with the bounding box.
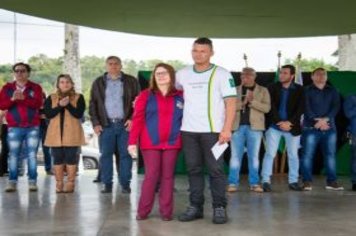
[240,85,255,125]
[44,94,85,138]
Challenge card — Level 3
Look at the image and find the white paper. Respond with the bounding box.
[211,142,229,160]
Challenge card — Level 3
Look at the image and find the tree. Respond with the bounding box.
[284,58,337,71]
[64,24,81,91]
[0,64,12,87]
[27,54,63,94]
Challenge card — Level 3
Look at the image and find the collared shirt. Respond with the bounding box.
[272,82,296,131]
[105,73,124,119]
[304,83,340,128]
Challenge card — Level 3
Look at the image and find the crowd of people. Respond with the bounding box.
[1,37,356,224]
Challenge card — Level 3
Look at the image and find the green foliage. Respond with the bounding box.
[0,64,12,87]
[284,58,338,71]
[28,54,64,94]
[0,54,188,106]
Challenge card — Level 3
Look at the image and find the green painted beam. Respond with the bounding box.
[1,0,356,38]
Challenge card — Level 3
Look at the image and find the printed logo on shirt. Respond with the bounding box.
[229,78,236,88]
[29,90,34,98]
[176,101,184,109]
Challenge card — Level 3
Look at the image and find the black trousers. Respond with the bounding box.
[51,147,79,165]
[182,131,227,208]
[0,124,9,175]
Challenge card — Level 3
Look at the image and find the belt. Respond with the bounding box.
[108,118,124,123]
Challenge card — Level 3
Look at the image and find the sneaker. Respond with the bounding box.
[250,185,263,193]
[5,182,17,192]
[161,216,173,221]
[303,182,313,191]
[101,184,112,193]
[178,206,204,222]
[226,184,238,192]
[136,215,148,221]
[289,182,303,191]
[325,182,344,191]
[262,182,272,192]
[122,187,131,194]
[46,170,54,176]
[352,184,356,191]
[212,207,228,224]
[29,183,38,192]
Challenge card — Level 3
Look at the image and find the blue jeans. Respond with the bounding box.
[261,127,300,184]
[228,125,263,186]
[7,127,40,183]
[301,128,337,183]
[99,122,132,188]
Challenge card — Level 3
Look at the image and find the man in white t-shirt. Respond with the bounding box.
[176,38,237,224]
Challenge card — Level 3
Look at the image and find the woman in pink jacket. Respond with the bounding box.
[128,63,183,221]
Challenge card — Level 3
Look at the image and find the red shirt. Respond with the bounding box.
[0,81,43,127]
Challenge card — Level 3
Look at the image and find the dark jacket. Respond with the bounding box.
[304,84,340,129]
[89,72,140,127]
[266,82,304,136]
[344,95,356,136]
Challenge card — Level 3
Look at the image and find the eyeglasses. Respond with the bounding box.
[14,69,27,74]
[155,71,169,77]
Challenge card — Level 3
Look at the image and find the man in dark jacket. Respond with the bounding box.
[301,67,343,191]
[344,94,356,191]
[89,56,140,193]
[261,64,304,192]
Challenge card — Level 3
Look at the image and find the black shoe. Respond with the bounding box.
[101,185,112,193]
[352,184,356,191]
[93,178,101,183]
[212,207,228,224]
[262,182,272,192]
[289,182,303,191]
[122,187,131,194]
[178,206,204,222]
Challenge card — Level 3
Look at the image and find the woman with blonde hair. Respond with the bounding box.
[44,74,85,193]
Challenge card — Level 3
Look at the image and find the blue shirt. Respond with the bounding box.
[272,83,295,131]
[304,84,340,129]
[105,74,124,119]
[278,87,290,121]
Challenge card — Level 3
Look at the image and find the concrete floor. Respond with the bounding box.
[0,168,355,236]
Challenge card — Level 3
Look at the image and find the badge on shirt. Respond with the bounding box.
[229,78,236,88]
[176,101,184,109]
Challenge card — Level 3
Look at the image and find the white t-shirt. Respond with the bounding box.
[176,64,237,133]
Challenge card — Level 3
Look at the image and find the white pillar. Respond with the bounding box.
[338,34,356,71]
[63,24,82,91]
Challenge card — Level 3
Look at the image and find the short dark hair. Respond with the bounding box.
[106,56,121,64]
[311,67,326,75]
[12,62,31,73]
[281,64,295,75]
[194,37,213,49]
